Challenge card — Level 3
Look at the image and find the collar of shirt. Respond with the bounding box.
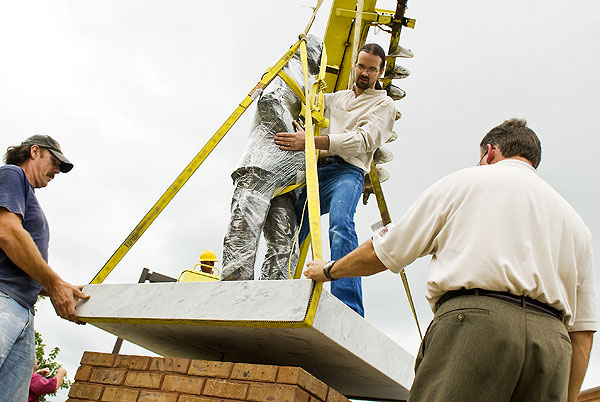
[495,158,537,174]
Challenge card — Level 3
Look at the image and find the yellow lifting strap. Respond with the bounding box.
[274,42,329,200]
[89,40,305,285]
[299,34,322,263]
[368,161,423,340]
[289,40,329,280]
[277,70,328,129]
[277,70,307,104]
[294,236,312,279]
[303,0,325,35]
[273,182,305,198]
[294,33,327,309]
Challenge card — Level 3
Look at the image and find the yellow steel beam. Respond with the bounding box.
[334,8,393,24]
[323,0,379,92]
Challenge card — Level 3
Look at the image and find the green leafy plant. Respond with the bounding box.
[34,331,71,402]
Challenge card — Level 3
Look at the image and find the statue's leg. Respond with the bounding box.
[261,192,299,280]
[222,168,275,281]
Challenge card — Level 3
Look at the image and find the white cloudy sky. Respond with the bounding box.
[1,0,599,399]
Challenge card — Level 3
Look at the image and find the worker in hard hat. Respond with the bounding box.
[199,249,219,275]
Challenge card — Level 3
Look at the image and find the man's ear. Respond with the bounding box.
[483,144,495,165]
[29,144,41,160]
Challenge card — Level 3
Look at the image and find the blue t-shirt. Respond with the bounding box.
[0,165,49,311]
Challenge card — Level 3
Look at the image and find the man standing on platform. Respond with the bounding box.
[274,43,395,317]
[0,135,89,400]
[304,119,596,401]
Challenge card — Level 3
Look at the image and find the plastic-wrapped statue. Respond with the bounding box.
[221,35,322,281]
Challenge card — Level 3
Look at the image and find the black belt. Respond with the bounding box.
[435,288,563,321]
[318,155,345,166]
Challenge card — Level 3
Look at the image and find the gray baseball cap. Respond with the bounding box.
[21,135,74,173]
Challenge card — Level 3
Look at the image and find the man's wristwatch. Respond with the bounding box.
[323,260,337,281]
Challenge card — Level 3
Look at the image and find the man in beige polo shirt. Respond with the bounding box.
[304,118,596,402]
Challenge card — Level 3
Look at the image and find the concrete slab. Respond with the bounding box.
[76,280,414,401]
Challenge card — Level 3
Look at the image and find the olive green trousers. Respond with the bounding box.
[408,294,571,402]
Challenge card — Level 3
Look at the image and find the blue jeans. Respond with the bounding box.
[297,159,365,317]
[0,290,35,401]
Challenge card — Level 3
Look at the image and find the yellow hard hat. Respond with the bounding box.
[199,249,219,262]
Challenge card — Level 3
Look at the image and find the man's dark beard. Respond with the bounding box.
[356,76,370,90]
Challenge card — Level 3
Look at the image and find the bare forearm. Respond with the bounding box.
[304,240,387,281]
[314,135,330,150]
[568,330,594,402]
[331,240,386,278]
[55,368,67,390]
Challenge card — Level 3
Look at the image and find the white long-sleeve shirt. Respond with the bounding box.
[321,88,395,172]
[372,159,597,331]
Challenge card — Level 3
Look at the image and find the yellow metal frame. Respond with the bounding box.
[323,0,379,92]
[87,0,421,339]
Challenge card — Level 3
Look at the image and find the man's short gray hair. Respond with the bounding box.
[480,118,542,168]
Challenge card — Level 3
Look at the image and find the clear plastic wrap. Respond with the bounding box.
[222,35,322,281]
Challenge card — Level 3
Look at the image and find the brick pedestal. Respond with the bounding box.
[68,352,350,402]
[580,386,600,402]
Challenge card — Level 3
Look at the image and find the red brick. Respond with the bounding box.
[296,372,327,399]
[81,351,116,368]
[150,357,190,374]
[178,396,226,402]
[101,386,139,402]
[579,389,600,402]
[203,379,248,399]
[74,365,93,381]
[124,371,163,389]
[114,354,151,370]
[66,399,99,402]
[326,388,350,402]
[277,367,328,400]
[277,367,302,384]
[231,363,277,382]
[188,360,233,378]
[138,390,178,402]
[68,382,104,400]
[247,383,310,402]
[90,368,127,385]
[162,374,205,394]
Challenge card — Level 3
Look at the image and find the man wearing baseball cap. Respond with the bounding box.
[0,135,89,400]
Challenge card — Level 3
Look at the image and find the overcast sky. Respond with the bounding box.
[1,0,599,400]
